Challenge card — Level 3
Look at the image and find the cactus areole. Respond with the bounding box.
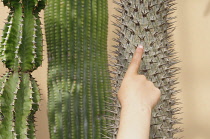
[0,0,45,138]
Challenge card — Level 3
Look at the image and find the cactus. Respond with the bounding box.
[109,0,183,138]
[0,0,45,138]
[0,0,45,72]
[44,0,111,138]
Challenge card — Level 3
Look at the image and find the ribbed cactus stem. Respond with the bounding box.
[109,0,182,138]
[0,0,44,72]
[44,0,111,138]
[0,0,45,138]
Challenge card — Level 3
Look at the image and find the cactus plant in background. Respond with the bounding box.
[108,0,183,138]
[0,0,45,138]
[44,0,111,138]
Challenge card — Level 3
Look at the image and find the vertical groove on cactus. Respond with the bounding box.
[60,0,71,138]
[44,0,111,138]
[0,0,45,138]
[19,1,37,71]
[14,73,33,139]
[74,1,81,138]
[79,0,85,138]
[82,0,91,138]
[108,0,183,139]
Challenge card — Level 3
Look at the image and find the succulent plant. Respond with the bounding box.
[108,0,183,138]
[0,0,45,72]
[0,0,45,138]
[44,0,111,138]
[0,72,41,139]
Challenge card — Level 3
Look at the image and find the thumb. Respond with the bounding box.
[125,45,144,76]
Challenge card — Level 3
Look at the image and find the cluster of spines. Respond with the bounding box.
[108,0,183,139]
[0,0,45,138]
[44,0,111,138]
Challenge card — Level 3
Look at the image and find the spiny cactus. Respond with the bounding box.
[0,72,41,139]
[44,0,111,138]
[0,0,45,138]
[109,0,183,138]
[0,0,45,72]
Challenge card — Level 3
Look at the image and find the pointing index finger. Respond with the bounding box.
[125,45,144,76]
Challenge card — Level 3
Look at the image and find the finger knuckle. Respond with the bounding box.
[155,88,161,96]
[138,75,146,80]
[148,81,153,85]
[146,80,154,86]
[117,93,120,100]
[117,91,122,100]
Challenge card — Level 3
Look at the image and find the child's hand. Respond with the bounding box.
[117,45,161,111]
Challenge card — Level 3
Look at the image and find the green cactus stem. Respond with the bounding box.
[0,0,45,72]
[109,0,183,138]
[44,0,111,138]
[0,0,45,138]
[0,72,41,139]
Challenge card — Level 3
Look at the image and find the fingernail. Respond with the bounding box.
[138,44,143,49]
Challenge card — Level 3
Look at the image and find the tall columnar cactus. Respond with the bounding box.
[0,0,45,138]
[44,0,111,138]
[109,0,182,138]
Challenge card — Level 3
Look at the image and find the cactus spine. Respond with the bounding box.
[44,0,111,138]
[109,0,182,138]
[0,0,45,138]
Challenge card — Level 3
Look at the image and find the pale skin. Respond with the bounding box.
[117,45,161,139]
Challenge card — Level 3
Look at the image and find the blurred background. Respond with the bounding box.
[1,0,210,139]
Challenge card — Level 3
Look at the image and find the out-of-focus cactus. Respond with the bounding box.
[109,0,183,138]
[0,0,45,138]
[44,0,111,138]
